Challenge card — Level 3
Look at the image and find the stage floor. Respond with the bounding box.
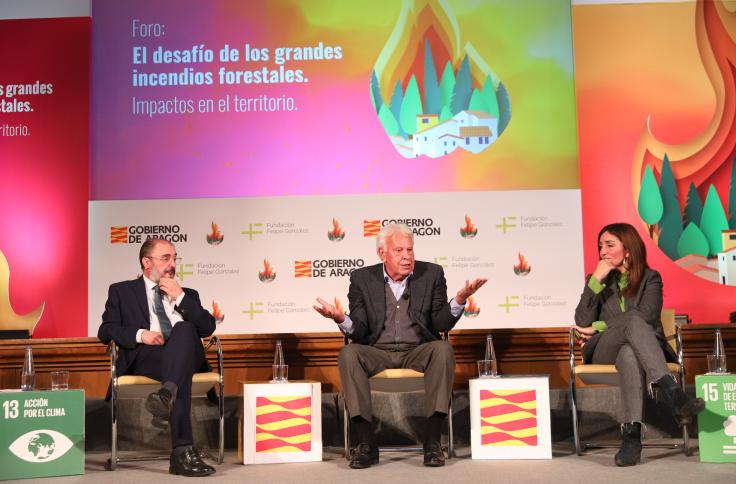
[14,444,731,484]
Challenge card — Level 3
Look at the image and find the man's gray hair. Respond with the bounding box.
[376,223,414,256]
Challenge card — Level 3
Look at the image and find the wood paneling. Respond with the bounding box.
[1,325,734,397]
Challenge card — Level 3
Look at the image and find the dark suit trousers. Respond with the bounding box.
[339,340,455,422]
[126,321,206,448]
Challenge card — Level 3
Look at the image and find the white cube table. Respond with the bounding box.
[241,380,322,465]
[469,375,551,459]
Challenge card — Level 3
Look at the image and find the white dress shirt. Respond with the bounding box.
[136,275,186,343]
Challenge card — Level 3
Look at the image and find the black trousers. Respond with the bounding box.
[125,321,207,448]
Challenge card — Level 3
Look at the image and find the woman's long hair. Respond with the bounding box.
[597,223,648,298]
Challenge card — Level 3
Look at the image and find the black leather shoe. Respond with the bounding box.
[169,446,215,477]
[145,387,175,420]
[349,443,379,469]
[423,443,445,467]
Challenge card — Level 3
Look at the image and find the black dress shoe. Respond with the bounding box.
[169,446,216,477]
[423,443,445,467]
[145,387,175,420]
[349,443,379,469]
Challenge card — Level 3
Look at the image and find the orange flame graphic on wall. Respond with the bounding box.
[255,395,312,453]
[460,215,478,238]
[211,301,224,324]
[513,253,531,276]
[206,221,224,245]
[480,389,537,446]
[259,259,276,283]
[328,218,345,241]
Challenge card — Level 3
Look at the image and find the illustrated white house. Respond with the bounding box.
[412,110,498,158]
[717,230,736,285]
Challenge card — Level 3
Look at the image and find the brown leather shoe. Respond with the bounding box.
[169,446,215,477]
[423,443,445,467]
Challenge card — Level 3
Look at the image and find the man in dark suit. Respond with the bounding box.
[314,223,486,469]
[98,238,216,477]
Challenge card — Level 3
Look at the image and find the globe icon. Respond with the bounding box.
[27,433,55,460]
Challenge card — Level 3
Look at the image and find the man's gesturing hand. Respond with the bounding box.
[313,297,346,324]
[455,278,488,305]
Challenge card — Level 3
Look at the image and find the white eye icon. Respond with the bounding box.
[9,430,74,463]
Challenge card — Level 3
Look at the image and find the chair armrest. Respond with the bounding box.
[569,327,577,370]
[675,323,685,371]
[203,336,223,383]
[107,342,118,379]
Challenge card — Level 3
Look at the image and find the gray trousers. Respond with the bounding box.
[339,340,455,422]
[591,314,669,422]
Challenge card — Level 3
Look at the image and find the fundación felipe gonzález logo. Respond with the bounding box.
[9,430,74,463]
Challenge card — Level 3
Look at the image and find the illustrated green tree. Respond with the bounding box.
[468,88,489,113]
[637,165,664,238]
[370,71,382,114]
[496,81,511,134]
[439,61,455,111]
[481,75,499,118]
[423,39,442,115]
[677,222,710,258]
[439,105,452,122]
[378,104,399,136]
[657,154,683,259]
[684,182,704,227]
[700,184,729,256]
[450,55,472,115]
[388,80,406,138]
[729,157,736,229]
[399,75,423,137]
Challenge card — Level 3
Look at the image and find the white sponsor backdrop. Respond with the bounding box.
[88,190,584,336]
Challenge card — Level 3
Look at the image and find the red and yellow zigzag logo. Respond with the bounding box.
[294,261,312,277]
[363,220,380,237]
[110,226,128,244]
[480,389,537,446]
[255,395,312,453]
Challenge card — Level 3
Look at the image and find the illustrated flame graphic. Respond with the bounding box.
[258,259,276,283]
[211,301,224,324]
[480,389,538,446]
[206,221,224,245]
[0,249,44,335]
[334,297,345,316]
[463,295,480,318]
[255,395,312,453]
[513,253,531,276]
[634,1,736,247]
[460,214,478,238]
[327,218,345,241]
[372,0,509,158]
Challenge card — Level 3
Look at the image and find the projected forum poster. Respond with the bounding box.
[0,16,89,338]
[89,0,582,334]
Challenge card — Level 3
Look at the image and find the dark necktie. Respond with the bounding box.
[153,285,173,339]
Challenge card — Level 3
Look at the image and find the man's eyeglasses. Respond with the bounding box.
[146,254,181,264]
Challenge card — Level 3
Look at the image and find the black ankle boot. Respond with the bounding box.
[615,422,642,467]
[655,375,705,425]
